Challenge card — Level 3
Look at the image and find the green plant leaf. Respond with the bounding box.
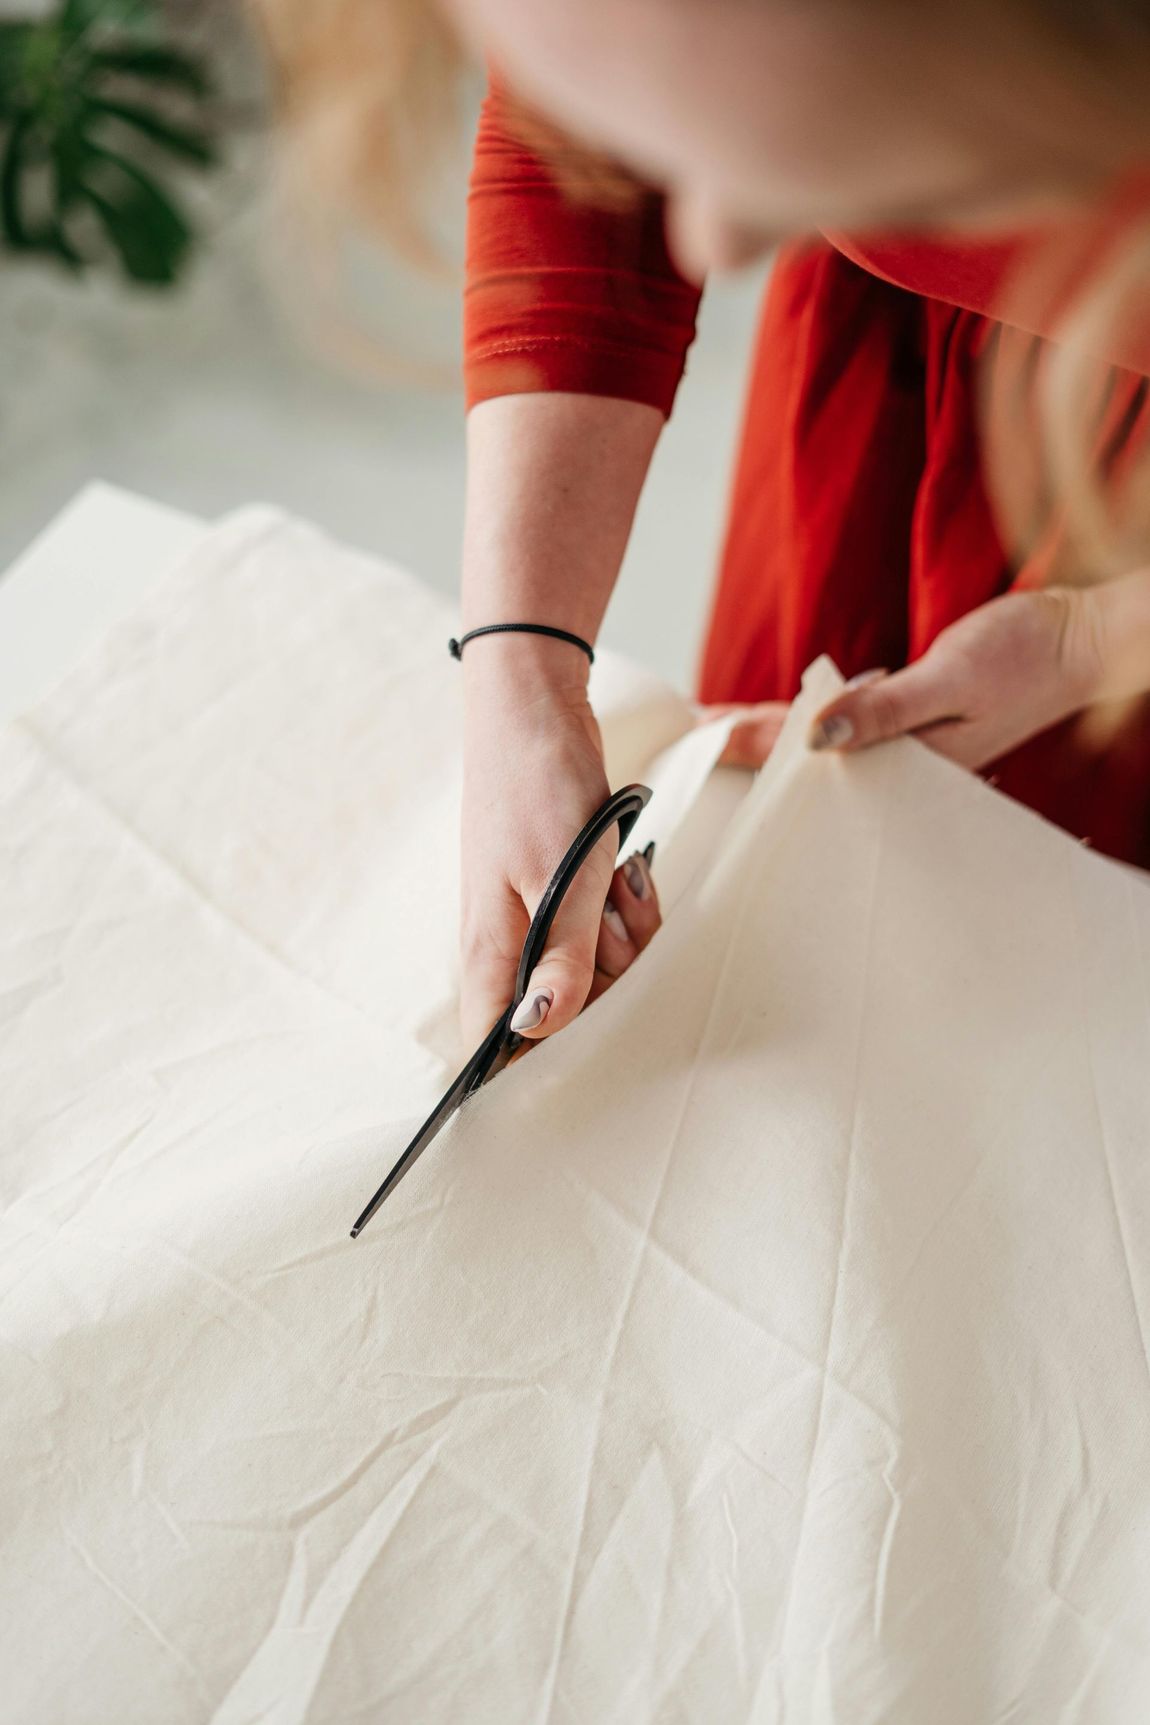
[1,110,38,247]
[83,93,217,166]
[59,0,162,44]
[1,0,219,285]
[47,123,98,264]
[52,107,89,210]
[73,141,191,282]
[88,44,210,99]
[0,25,36,118]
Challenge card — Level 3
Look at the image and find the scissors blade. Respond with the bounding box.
[348,1009,514,1237]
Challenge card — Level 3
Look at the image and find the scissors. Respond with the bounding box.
[350,782,653,1237]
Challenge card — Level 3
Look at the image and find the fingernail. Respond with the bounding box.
[641,840,656,864]
[845,667,887,689]
[510,986,553,1033]
[602,900,628,942]
[809,715,854,751]
[623,854,651,900]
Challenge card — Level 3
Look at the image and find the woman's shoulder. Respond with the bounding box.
[825,230,1031,321]
[825,172,1150,372]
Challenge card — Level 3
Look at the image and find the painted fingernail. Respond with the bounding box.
[642,839,656,864]
[602,900,629,942]
[623,854,651,900]
[809,715,854,751]
[510,986,553,1032]
[845,667,887,689]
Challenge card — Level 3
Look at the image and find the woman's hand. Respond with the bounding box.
[806,587,1111,768]
[699,585,1125,776]
[460,642,661,1047]
[697,577,1150,775]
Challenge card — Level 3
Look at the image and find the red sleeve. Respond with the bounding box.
[463,81,702,415]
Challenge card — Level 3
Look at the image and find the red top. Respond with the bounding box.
[465,85,1150,867]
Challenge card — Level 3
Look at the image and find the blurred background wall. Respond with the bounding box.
[0,0,766,686]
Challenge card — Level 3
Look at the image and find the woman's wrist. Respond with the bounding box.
[1066,569,1150,709]
[459,627,594,705]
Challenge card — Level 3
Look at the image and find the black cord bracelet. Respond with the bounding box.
[448,622,595,665]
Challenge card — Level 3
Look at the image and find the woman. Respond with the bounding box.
[262,0,1150,1044]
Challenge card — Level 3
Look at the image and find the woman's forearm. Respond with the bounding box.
[457,390,665,1044]
[461,391,664,660]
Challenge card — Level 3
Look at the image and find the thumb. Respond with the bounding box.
[509,831,617,1040]
[808,662,954,753]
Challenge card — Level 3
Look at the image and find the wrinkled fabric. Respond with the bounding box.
[2,510,1150,1724]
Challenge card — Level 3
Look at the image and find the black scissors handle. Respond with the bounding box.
[350,783,652,1237]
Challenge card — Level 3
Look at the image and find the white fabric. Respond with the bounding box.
[3,508,1150,1724]
[0,483,202,727]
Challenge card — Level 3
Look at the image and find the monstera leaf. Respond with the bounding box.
[0,0,219,285]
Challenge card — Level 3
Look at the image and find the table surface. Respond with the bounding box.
[0,483,205,727]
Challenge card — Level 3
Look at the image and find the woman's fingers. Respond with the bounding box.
[459,886,530,1047]
[613,846,660,949]
[696,701,790,769]
[593,843,661,974]
[587,845,661,1004]
[509,827,618,1041]
[805,662,993,768]
[471,842,662,1047]
[720,702,790,767]
[594,897,636,981]
[808,664,956,753]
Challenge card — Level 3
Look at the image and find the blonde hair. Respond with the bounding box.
[251,0,463,270]
[986,213,1150,585]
